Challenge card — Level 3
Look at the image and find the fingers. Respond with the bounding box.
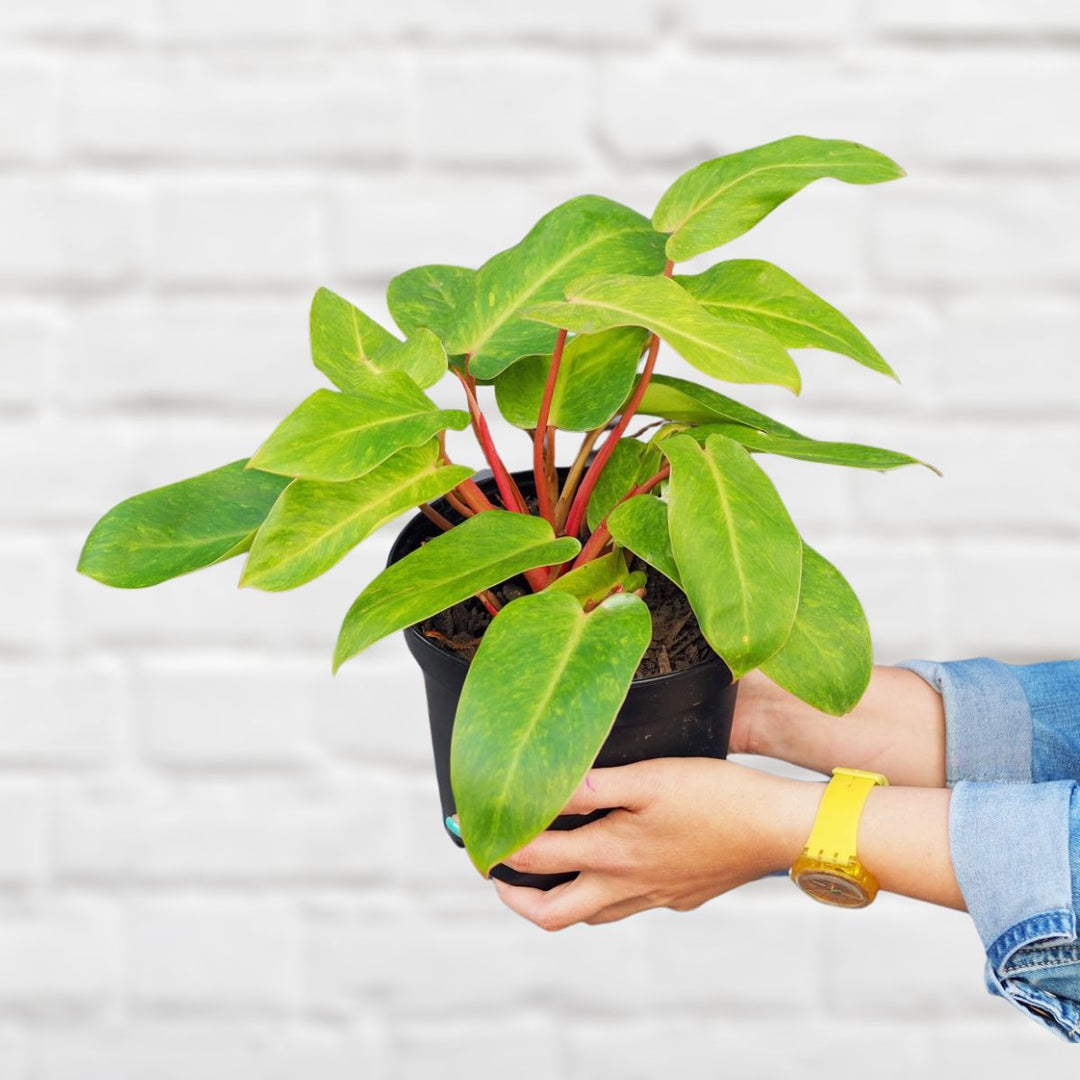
[493,873,619,932]
[500,827,596,875]
[560,762,657,816]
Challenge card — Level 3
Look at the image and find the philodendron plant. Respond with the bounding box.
[79,135,937,877]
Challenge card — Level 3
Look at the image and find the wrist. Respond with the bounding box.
[763,776,827,874]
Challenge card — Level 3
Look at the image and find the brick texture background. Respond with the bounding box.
[2,1,1080,1075]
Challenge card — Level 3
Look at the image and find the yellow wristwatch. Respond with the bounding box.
[790,767,889,908]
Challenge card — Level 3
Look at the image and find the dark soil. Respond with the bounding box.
[417,557,714,681]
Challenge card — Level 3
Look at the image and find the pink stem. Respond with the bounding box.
[533,329,567,526]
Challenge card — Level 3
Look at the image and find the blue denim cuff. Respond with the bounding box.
[951,780,1080,1042]
[1012,660,1080,784]
[896,658,1032,787]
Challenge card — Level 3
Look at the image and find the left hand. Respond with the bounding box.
[492,757,821,931]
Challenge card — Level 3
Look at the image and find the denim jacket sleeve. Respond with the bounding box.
[896,658,1080,1043]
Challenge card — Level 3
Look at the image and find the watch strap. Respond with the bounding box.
[802,767,889,866]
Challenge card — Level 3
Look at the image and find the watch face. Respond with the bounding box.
[794,870,870,908]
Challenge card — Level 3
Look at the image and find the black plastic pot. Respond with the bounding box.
[391,469,738,890]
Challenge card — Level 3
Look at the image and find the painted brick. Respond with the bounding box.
[873,0,1080,34]
[34,1022,386,1080]
[67,55,407,162]
[0,417,276,528]
[314,654,434,766]
[913,54,1080,165]
[0,56,60,161]
[327,0,657,42]
[639,884,820,1013]
[598,55,924,173]
[944,541,1080,659]
[849,422,1080,532]
[821,893,1002,1018]
[873,180,1080,285]
[390,1016,561,1080]
[0,542,54,649]
[416,57,589,168]
[0,178,145,286]
[134,658,319,768]
[0,662,121,766]
[0,303,60,410]
[153,181,324,287]
[566,1019,924,1080]
[683,0,860,40]
[60,295,314,411]
[0,783,48,883]
[56,778,403,882]
[330,175,646,279]
[305,895,648,1015]
[0,901,121,1009]
[154,0,331,42]
[0,0,149,36]
[0,1031,27,1080]
[929,1023,1080,1071]
[66,527,389,650]
[128,898,301,1011]
[933,297,1080,416]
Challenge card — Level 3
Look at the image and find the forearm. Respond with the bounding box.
[742,665,946,787]
[776,780,965,911]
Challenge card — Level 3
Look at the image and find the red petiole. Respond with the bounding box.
[560,258,674,543]
[533,329,567,526]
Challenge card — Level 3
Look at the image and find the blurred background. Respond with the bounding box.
[2,0,1079,1076]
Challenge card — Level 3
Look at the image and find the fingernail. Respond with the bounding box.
[445,814,462,838]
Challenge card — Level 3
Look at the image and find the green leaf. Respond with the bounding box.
[664,433,802,678]
[524,274,800,393]
[78,460,290,589]
[635,374,802,435]
[451,590,651,875]
[387,264,475,343]
[310,287,397,393]
[689,422,941,474]
[248,383,470,482]
[311,287,447,391]
[494,327,649,432]
[676,260,896,380]
[759,543,872,716]
[546,550,644,607]
[372,329,448,390]
[587,438,661,533]
[606,495,682,588]
[653,135,905,262]
[333,510,580,670]
[449,196,667,379]
[240,442,474,592]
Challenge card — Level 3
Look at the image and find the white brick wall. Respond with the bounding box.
[3,2,1080,1075]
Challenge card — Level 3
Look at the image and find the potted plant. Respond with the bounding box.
[78,134,936,887]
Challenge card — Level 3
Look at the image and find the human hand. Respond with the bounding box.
[492,757,821,930]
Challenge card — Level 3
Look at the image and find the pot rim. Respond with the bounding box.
[388,482,733,689]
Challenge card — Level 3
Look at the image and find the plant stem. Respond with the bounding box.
[478,590,502,618]
[568,465,671,572]
[625,418,666,441]
[562,331,661,540]
[419,503,455,532]
[453,364,528,514]
[454,477,496,514]
[555,425,605,532]
[442,488,475,519]
[533,329,567,526]
[561,258,674,540]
